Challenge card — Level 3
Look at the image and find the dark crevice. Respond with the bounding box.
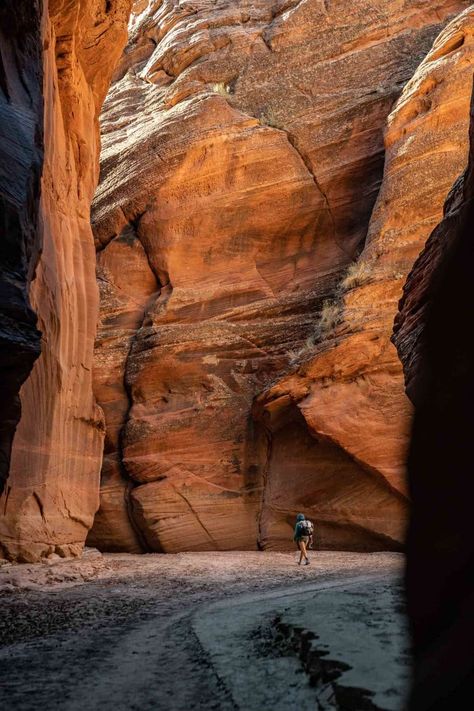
[255,420,272,550]
[13,40,33,107]
[107,214,173,552]
[122,479,150,552]
[284,130,356,263]
[32,491,46,524]
[92,217,163,552]
[3,484,11,514]
[132,212,172,291]
[260,31,273,52]
[116,220,161,552]
[0,49,10,100]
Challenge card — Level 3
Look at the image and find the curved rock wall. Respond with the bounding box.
[0,0,132,562]
[90,0,470,552]
[257,6,474,548]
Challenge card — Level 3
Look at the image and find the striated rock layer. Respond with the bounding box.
[257,6,474,549]
[393,85,474,711]
[0,2,43,496]
[91,0,469,552]
[0,0,132,562]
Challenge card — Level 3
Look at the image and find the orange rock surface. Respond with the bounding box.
[0,0,132,562]
[257,6,474,548]
[87,228,158,552]
[90,0,469,552]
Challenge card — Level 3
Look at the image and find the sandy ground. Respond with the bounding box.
[0,550,408,710]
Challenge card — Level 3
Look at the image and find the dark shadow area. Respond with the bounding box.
[0,2,43,495]
[393,83,474,710]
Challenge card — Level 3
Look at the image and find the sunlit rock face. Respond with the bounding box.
[256,6,474,549]
[0,2,43,498]
[91,0,469,552]
[0,0,132,562]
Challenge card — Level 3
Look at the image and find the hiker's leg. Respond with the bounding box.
[300,539,308,561]
[298,540,304,563]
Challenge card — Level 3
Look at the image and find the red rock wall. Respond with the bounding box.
[257,6,474,549]
[0,0,132,562]
[90,0,470,552]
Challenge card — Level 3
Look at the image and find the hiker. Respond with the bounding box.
[294,513,314,566]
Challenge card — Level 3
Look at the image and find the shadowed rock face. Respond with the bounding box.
[90,0,469,552]
[0,2,43,497]
[0,0,132,562]
[393,82,474,711]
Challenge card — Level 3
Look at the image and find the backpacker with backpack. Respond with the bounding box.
[296,519,314,538]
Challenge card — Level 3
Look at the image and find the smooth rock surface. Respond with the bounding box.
[91,0,469,552]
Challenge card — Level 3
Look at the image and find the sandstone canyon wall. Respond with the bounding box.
[0,2,43,496]
[89,0,470,553]
[256,5,474,549]
[393,84,474,711]
[0,1,131,562]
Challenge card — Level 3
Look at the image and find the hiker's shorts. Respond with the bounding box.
[297,536,310,545]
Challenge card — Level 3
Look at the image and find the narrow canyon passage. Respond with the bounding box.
[0,552,407,711]
[2,0,474,706]
[2,0,472,564]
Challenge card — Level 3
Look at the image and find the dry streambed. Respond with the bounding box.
[0,551,408,710]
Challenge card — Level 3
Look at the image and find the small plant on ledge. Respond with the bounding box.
[259,108,282,129]
[212,82,230,96]
[340,259,373,291]
[314,299,342,341]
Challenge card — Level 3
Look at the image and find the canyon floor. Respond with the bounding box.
[0,551,409,710]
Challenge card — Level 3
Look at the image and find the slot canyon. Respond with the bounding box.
[3,2,474,709]
[1,0,474,562]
